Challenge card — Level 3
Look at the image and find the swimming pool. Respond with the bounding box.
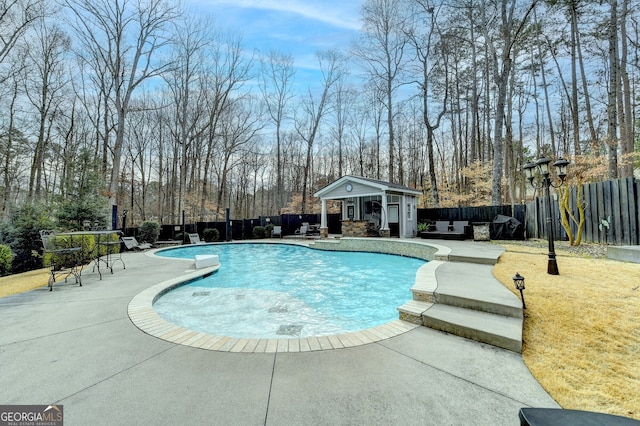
[153,243,426,339]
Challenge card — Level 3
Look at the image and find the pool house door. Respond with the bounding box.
[388,204,399,237]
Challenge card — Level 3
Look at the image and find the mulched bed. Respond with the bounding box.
[493,239,608,259]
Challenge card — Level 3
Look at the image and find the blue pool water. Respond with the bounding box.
[153,243,426,338]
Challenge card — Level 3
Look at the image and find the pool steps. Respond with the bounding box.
[311,238,523,353]
[397,255,523,353]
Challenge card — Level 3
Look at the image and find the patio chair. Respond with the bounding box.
[295,224,308,236]
[271,226,282,238]
[121,236,152,251]
[432,220,451,233]
[450,221,470,239]
[188,233,205,244]
[39,230,83,291]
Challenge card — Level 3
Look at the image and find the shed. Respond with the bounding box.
[314,175,422,238]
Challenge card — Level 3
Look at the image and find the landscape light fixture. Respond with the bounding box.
[523,157,570,275]
[513,272,526,310]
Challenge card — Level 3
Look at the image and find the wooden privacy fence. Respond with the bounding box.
[525,177,639,246]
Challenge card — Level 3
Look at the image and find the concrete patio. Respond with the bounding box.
[0,240,558,425]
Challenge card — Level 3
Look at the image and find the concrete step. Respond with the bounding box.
[397,300,434,324]
[421,304,523,353]
[434,262,523,318]
[409,261,442,303]
[435,291,522,319]
[447,254,498,265]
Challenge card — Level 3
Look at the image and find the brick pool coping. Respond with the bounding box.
[128,239,449,352]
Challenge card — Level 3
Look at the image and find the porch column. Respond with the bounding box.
[380,192,390,237]
[320,198,328,238]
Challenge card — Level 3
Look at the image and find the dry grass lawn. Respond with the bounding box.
[0,268,50,297]
[493,242,640,420]
[1,243,639,420]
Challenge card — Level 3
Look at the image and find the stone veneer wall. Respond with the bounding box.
[311,237,445,261]
[341,220,368,237]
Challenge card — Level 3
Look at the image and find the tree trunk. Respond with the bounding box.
[426,128,438,207]
[535,8,555,155]
[570,6,581,156]
[607,0,619,178]
[618,0,633,177]
[573,4,598,153]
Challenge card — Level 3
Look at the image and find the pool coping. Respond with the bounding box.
[128,239,447,352]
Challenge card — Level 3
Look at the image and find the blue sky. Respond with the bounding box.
[185,0,364,86]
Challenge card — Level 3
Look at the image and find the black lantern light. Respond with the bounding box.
[523,156,570,275]
[553,158,569,182]
[513,272,526,310]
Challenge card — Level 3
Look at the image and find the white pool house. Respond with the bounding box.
[314,176,422,238]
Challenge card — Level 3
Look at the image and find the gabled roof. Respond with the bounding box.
[314,175,422,198]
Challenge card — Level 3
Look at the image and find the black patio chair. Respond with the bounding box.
[39,230,83,291]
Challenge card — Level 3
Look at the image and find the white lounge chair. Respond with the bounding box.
[271,226,282,238]
[121,236,152,250]
[188,233,205,244]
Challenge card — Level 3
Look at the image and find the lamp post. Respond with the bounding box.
[523,157,569,275]
[122,209,128,234]
[512,272,526,309]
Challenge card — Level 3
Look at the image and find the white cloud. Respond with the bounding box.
[200,0,362,30]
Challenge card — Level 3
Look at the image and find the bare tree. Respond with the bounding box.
[213,96,264,218]
[125,94,162,222]
[0,0,44,75]
[64,0,180,213]
[22,18,71,199]
[260,50,295,213]
[0,71,26,216]
[407,0,449,207]
[346,93,376,178]
[353,0,409,182]
[163,15,214,222]
[607,0,619,178]
[533,7,556,155]
[481,0,538,205]
[329,71,354,179]
[295,49,345,213]
[618,0,633,177]
[199,32,253,220]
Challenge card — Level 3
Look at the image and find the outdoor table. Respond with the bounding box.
[59,230,124,280]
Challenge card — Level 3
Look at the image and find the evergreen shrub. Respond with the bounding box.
[139,221,160,244]
[0,244,14,275]
[252,226,266,239]
[203,228,219,242]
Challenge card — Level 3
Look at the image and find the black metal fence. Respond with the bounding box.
[148,207,527,242]
[150,214,342,241]
[130,178,640,245]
